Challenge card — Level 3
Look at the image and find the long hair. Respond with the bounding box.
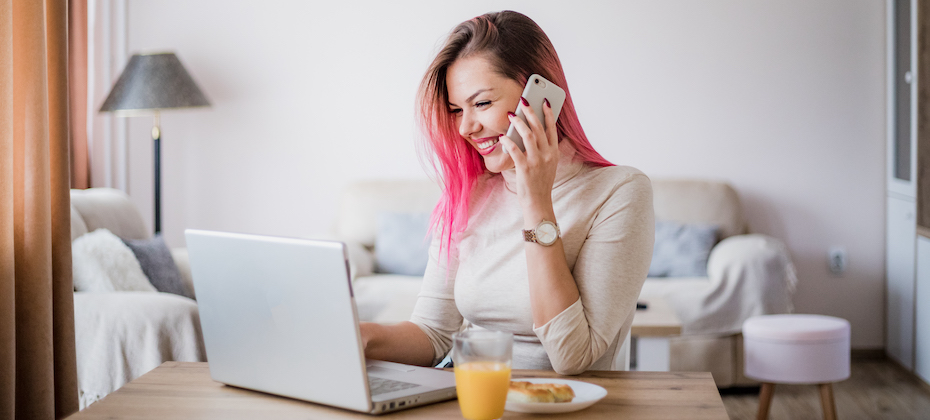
[416,10,613,263]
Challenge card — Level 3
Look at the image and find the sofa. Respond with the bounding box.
[70,188,205,409]
[338,178,797,387]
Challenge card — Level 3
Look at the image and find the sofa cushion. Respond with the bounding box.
[651,179,744,240]
[72,228,157,292]
[122,235,193,299]
[352,274,425,322]
[374,211,431,276]
[336,180,441,247]
[170,248,196,299]
[648,222,719,277]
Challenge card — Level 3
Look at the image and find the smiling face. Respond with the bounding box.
[446,54,524,173]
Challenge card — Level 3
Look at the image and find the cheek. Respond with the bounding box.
[491,111,512,133]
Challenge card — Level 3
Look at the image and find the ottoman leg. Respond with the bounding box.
[819,383,837,420]
[757,382,775,420]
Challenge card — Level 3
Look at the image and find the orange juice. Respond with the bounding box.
[454,361,511,420]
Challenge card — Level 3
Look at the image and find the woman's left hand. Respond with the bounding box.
[499,97,560,221]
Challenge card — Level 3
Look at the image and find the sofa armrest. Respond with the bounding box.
[73,291,205,408]
[170,248,194,300]
[675,234,797,335]
[707,234,797,297]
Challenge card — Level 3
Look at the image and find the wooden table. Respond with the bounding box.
[631,298,683,372]
[67,362,727,419]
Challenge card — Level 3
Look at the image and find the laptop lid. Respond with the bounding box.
[186,229,372,412]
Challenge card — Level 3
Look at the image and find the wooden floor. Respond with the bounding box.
[720,358,930,420]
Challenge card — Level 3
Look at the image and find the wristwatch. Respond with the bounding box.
[523,220,560,246]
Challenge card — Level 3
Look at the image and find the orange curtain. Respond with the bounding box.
[68,0,88,189]
[0,0,80,419]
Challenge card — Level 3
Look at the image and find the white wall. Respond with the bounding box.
[116,0,886,348]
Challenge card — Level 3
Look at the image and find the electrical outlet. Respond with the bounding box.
[828,247,847,275]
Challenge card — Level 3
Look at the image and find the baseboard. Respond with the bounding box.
[883,351,930,394]
[850,348,886,360]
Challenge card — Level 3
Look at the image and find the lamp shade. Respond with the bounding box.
[99,52,210,113]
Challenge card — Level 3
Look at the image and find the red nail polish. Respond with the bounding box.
[544,98,551,108]
[520,97,529,106]
[508,111,516,118]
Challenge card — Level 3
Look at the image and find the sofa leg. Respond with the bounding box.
[756,382,775,420]
[819,383,837,420]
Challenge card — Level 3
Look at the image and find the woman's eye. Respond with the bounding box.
[449,108,462,115]
[475,101,491,108]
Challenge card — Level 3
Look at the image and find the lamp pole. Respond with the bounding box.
[152,111,161,234]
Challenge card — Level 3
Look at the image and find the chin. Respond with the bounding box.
[483,154,514,173]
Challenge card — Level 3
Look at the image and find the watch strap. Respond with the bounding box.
[522,221,560,245]
[523,229,538,243]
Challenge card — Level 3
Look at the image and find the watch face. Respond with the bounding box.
[537,222,558,245]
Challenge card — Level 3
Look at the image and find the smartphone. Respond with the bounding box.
[505,74,566,152]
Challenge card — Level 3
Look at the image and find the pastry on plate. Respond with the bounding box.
[507,381,575,403]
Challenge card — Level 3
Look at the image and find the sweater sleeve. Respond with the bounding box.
[532,172,655,374]
[408,232,464,366]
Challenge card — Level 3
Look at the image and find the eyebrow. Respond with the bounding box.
[448,88,491,107]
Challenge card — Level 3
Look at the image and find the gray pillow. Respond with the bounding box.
[374,212,431,276]
[121,235,193,299]
[648,221,719,277]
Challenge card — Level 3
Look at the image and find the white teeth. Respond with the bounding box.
[478,138,499,150]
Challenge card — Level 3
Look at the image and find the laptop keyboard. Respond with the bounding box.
[368,376,420,396]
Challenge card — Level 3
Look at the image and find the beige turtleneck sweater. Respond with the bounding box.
[409,143,655,375]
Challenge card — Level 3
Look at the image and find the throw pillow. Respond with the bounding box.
[374,211,431,276]
[71,228,157,292]
[648,221,720,277]
[122,235,193,299]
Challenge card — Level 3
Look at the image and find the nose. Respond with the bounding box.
[458,109,480,140]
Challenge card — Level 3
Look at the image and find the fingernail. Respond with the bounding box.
[520,97,529,106]
[544,98,551,108]
[498,134,504,137]
[508,111,516,118]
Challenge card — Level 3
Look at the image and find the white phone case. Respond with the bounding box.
[505,74,566,152]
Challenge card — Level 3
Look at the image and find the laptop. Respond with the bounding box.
[185,229,457,414]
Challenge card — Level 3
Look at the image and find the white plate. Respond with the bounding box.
[504,378,608,414]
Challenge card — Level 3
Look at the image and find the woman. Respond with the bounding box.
[360,10,654,375]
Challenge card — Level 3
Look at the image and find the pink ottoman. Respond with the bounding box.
[743,314,850,420]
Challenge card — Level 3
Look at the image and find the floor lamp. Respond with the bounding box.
[99,52,210,234]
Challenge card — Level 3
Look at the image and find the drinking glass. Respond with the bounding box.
[453,330,513,420]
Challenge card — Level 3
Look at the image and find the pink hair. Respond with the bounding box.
[416,11,614,265]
